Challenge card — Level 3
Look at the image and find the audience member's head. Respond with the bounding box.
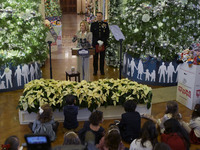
[153,142,171,150]
[164,118,190,149]
[63,131,81,145]
[38,104,53,123]
[89,110,103,126]
[2,136,20,150]
[124,100,137,112]
[165,101,180,120]
[65,95,76,105]
[192,104,200,119]
[140,120,158,148]
[105,125,121,150]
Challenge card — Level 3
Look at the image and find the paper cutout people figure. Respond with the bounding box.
[137,59,144,80]
[1,67,13,88]
[22,64,29,84]
[144,69,151,81]
[30,64,35,80]
[166,62,175,83]
[123,53,126,73]
[150,70,156,82]
[34,62,39,78]
[127,58,130,76]
[15,65,22,86]
[0,81,6,89]
[130,58,138,77]
[158,62,167,83]
[176,64,180,82]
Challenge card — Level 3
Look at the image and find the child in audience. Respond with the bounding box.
[129,120,158,150]
[63,95,79,130]
[53,131,86,150]
[161,118,190,150]
[143,101,181,133]
[2,136,23,150]
[63,131,81,145]
[97,125,125,150]
[182,104,200,144]
[118,100,141,143]
[153,143,171,150]
[78,110,105,145]
[31,104,59,141]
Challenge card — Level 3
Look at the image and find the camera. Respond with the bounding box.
[24,134,51,150]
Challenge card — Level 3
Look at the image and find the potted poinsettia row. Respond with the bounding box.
[18,78,152,113]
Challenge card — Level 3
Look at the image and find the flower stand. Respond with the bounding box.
[18,105,151,124]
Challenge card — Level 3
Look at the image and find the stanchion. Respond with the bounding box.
[47,41,53,79]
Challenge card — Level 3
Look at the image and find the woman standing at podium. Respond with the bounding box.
[72,21,93,81]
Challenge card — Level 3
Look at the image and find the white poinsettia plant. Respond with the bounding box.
[18,78,152,113]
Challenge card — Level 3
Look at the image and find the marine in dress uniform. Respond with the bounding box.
[90,12,110,75]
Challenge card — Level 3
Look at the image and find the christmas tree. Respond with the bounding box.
[0,0,48,67]
[45,0,61,17]
[119,0,200,61]
[106,0,122,67]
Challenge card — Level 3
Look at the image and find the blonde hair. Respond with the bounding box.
[63,131,81,145]
[80,21,89,32]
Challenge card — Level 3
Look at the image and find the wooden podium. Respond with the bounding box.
[71,48,95,81]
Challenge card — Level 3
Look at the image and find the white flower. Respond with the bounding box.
[134,28,139,33]
[142,14,150,22]
[157,22,163,27]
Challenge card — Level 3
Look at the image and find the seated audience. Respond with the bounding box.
[63,131,81,145]
[53,131,85,150]
[29,104,59,141]
[78,110,105,145]
[161,118,190,150]
[129,120,158,150]
[1,136,23,150]
[153,142,171,150]
[97,125,125,150]
[143,101,181,133]
[118,100,141,143]
[63,95,79,130]
[182,104,200,144]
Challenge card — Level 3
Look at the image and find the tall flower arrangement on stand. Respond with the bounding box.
[119,0,200,61]
[0,0,48,67]
[106,0,122,67]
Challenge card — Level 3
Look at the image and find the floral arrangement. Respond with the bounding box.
[18,78,152,113]
[0,0,48,67]
[45,0,61,17]
[178,43,200,66]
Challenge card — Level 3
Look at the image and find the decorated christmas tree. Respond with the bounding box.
[119,0,200,61]
[45,0,61,17]
[106,0,122,67]
[0,0,48,67]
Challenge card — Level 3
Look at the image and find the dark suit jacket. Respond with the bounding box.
[118,111,141,143]
[90,21,110,47]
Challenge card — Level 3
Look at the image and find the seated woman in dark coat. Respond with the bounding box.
[78,110,105,145]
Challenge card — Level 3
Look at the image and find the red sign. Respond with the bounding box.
[178,86,191,98]
[196,89,200,98]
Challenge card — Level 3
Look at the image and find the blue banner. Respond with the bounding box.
[122,53,179,86]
